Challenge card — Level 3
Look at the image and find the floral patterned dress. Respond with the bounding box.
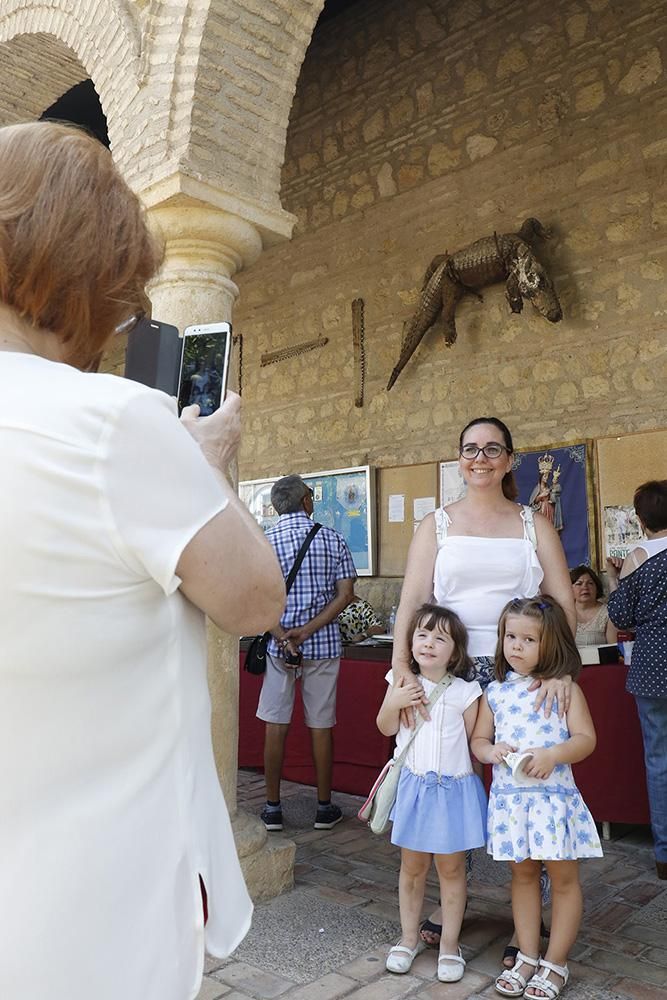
[486,671,603,862]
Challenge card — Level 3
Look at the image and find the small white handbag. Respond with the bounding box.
[358,673,452,835]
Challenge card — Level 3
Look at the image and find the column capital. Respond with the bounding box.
[139,170,296,251]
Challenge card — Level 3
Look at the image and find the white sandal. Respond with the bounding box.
[495,951,540,996]
[437,948,466,982]
[524,958,569,999]
[386,941,418,974]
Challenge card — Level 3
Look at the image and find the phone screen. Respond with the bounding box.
[177,323,231,415]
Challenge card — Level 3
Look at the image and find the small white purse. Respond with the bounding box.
[358,673,452,835]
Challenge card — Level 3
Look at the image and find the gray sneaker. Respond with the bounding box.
[261,806,283,831]
[314,803,343,830]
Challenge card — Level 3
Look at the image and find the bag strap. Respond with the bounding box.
[284,522,322,595]
[392,672,453,768]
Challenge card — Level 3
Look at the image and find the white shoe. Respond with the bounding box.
[386,941,418,973]
[437,948,466,983]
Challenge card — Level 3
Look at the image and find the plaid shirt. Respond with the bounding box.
[266,512,357,660]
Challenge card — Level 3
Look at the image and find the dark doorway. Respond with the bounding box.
[41,78,109,147]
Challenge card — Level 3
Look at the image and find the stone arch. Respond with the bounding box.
[0,3,142,158]
[183,0,327,211]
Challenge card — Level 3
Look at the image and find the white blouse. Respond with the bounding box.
[433,506,544,657]
[386,672,482,776]
[0,353,251,1000]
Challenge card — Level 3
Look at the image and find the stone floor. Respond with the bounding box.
[197,770,667,1000]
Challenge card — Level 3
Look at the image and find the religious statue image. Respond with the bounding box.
[550,466,563,532]
[529,452,564,533]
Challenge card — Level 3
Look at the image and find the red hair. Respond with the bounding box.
[0,121,162,368]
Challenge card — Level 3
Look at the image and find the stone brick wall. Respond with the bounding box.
[235,0,666,562]
[233,0,667,604]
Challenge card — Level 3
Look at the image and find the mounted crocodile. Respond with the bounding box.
[386,218,562,390]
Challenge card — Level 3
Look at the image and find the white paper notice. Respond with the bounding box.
[388,494,405,522]
[413,496,436,522]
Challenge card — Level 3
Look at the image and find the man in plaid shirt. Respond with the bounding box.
[257,475,356,832]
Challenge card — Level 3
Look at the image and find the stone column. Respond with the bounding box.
[142,184,295,900]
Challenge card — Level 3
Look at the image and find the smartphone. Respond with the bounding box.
[177,321,232,415]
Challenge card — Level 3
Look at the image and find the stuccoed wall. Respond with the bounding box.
[235,0,667,511]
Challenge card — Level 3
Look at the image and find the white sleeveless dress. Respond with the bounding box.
[433,506,544,684]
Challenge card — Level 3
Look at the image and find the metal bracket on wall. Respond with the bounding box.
[260,336,328,367]
[352,297,365,408]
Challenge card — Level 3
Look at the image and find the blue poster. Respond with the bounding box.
[239,466,374,575]
[512,444,590,568]
[304,470,371,573]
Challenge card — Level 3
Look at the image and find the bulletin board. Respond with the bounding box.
[378,463,439,577]
[595,428,667,560]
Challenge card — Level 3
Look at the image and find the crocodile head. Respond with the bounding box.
[515,243,562,323]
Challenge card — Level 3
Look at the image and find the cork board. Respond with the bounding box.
[595,428,667,560]
[378,463,439,577]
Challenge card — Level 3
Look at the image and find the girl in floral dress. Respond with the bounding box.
[471,597,602,999]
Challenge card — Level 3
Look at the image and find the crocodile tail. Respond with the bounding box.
[387,263,449,390]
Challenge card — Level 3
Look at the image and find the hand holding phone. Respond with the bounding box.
[180,390,241,473]
[177,321,232,415]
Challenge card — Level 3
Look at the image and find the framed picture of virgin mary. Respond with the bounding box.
[511,442,595,569]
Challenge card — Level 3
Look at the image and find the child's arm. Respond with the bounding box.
[470,693,518,764]
[524,682,597,780]
[376,675,425,737]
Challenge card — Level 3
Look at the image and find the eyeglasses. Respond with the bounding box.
[114,310,146,337]
[459,443,510,460]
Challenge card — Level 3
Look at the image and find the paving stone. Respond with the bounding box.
[611,978,667,998]
[349,974,422,1000]
[413,968,494,998]
[337,946,388,981]
[588,949,667,986]
[622,923,667,949]
[212,962,295,998]
[307,885,368,908]
[576,925,645,957]
[299,868,358,891]
[284,972,358,1000]
[586,900,637,932]
[196,977,231,1000]
[642,947,667,969]
[617,881,665,906]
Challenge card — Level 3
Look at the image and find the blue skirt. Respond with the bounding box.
[390,768,487,855]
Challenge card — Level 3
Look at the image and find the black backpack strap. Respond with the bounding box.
[284,523,322,595]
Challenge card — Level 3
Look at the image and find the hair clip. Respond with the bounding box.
[536,601,550,610]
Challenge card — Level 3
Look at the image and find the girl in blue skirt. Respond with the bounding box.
[377,603,487,984]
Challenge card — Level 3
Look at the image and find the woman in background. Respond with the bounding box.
[0,121,284,1000]
[570,565,617,646]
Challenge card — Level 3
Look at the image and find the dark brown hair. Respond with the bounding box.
[495,595,581,682]
[409,603,474,679]
[0,121,163,369]
[459,416,518,501]
[570,565,603,599]
[634,480,667,533]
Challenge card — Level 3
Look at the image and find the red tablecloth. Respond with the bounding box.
[238,650,393,795]
[574,665,649,824]
[239,653,650,823]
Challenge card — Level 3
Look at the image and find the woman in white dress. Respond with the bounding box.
[0,122,285,1000]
